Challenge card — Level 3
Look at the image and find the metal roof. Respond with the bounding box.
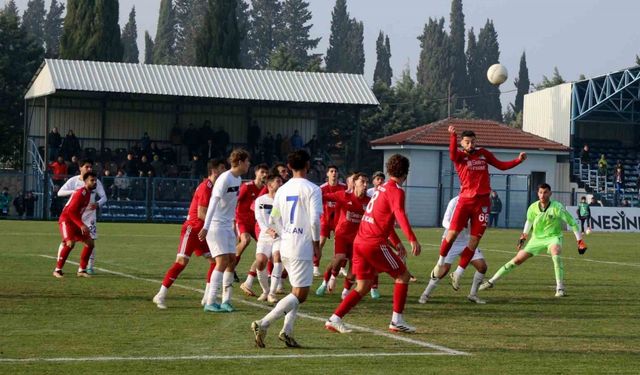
[25,59,379,106]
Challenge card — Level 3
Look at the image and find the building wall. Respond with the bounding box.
[523,83,573,146]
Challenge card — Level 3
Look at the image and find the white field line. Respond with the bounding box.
[37,255,468,356]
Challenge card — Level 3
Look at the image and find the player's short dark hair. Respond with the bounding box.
[461,130,476,138]
[386,154,410,178]
[538,183,552,191]
[580,196,586,201]
[352,172,368,182]
[266,173,281,183]
[207,158,225,175]
[287,150,310,171]
[327,165,338,171]
[82,171,97,180]
[254,163,269,172]
[229,149,250,167]
[372,171,385,179]
[79,158,93,167]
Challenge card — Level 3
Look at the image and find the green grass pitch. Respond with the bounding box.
[0,221,638,374]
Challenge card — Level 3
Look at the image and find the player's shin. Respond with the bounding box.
[269,262,283,296]
[552,255,565,290]
[392,282,409,314]
[458,247,475,269]
[282,302,299,335]
[206,270,223,305]
[56,244,73,270]
[469,271,484,296]
[79,245,93,271]
[490,260,517,283]
[162,262,187,289]
[260,294,299,328]
[423,275,440,297]
[257,269,269,294]
[333,289,363,318]
[222,271,234,304]
[87,248,96,270]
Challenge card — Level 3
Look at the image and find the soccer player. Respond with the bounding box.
[576,196,592,235]
[52,171,98,278]
[234,163,269,280]
[419,195,487,304]
[251,150,323,348]
[479,183,588,297]
[433,126,526,279]
[325,154,421,334]
[240,173,283,303]
[57,159,107,274]
[367,171,385,198]
[315,165,347,276]
[199,149,251,312]
[153,159,226,309]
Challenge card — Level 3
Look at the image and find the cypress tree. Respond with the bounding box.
[325,0,350,73]
[44,0,64,58]
[513,51,529,114]
[373,31,392,86]
[144,31,154,64]
[347,19,364,74]
[195,0,241,68]
[174,0,207,66]
[417,17,450,118]
[60,0,96,60]
[279,0,321,70]
[449,0,467,108]
[153,0,176,65]
[91,0,123,62]
[121,6,139,63]
[465,27,480,116]
[236,0,251,68]
[477,19,501,121]
[248,0,283,69]
[21,0,46,48]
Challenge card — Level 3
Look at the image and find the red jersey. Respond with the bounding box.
[324,190,370,241]
[449,133,522,198]
[320,181,347,225]
[236,181,262,223]
[186,179,213,226]
[356,180,417,245]
[59,187,91,228]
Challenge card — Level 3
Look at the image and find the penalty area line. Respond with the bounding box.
[38,255,468,356]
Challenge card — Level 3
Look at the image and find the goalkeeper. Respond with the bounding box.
[479,183,587,297]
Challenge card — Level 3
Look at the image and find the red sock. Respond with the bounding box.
[313,254,320,267]
[79,246,93,270]
[56,245,73,270]
[162,262,186,288]
[334,289,363,318]
[323,271,331,283]
[343,277,353,290]
[459,247,475,269]
[439,238,453,256]
[206,262,215,282]
[248,270,257,278]
[372,274,379,289]
[392,282,409,314]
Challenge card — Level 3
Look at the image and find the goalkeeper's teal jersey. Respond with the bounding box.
[526,200,579,239]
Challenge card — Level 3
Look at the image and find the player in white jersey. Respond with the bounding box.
[418,195,488,304]
[366,170,385,198]
[57,159,107,275]
[240,173,284,303]
[252,150,323,348]
[199,149,250,313]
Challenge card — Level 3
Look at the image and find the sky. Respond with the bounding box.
[8,0,640,109]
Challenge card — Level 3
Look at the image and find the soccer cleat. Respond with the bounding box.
[370,288,381,299]
[52,270,64,279]
[240,283,256,297]
[233,272,240,283]
[389,320,416,333]
[203,303,223,313]
[327,276,336,292]
[315,284,327,296]
[478,280,494,291]
[409,274,418,283]
[313,266,320,277]
[153,294,167,309]
[418,293,430,304]
[220,302,235,312]
[555,289,566,297]
[341,288,349,300]
[278,331,301,348]
[450,272,461,291]
[325,319,353,334]
[467,295,487,304]
[276,286,286,295]
[339,267,348,277]
[86,268,96,275]
[267,293,278,305]
[76,270,91,278]
[251,321,267,348]
[257,293,268,302]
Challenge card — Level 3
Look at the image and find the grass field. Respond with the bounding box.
[1,220,638,374]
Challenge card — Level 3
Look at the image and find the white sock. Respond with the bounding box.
[257,269,269,294]
[206,270,223,305]
[556,280,565,291]
[469,271,484,296]
[320,280,327,287]
[282,302,299,335]
[269,263,282,295]
[437,256,446,266]
[391,311,403,324]
[158,285,168,298]
[88,247,96,269]
[202,283,210,303]
[329,314,341,322]
[260,293,299,328]
[245,273,255,289]
[313,266,319,273]
[423,275,440,296]
[453,266,465,278]
[222,271,234,304]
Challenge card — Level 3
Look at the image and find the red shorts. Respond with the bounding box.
[59,221,91,243]
[236,219,257,240]
[177,222,210,258]
[334,234,354,259]
[320,218,337,238]
[449,195,491,238]
[352,241,407,280]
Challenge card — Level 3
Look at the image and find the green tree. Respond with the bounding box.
[195,0,241,68]
[174,0,207,66]
[476,19,502,121]
[449,0,467,109]
[60,0,96,60]
[153,0,176,65]
[417,17,450,118]
[513,51,530,114]
[21,0,46,48]
[91,0,123,62]
[248,0,283,69]
[279,0,321,70]
[535,67,565,90]
[121,6,139,63]
[373,31,392,86]
[144,31,154,64]
[347,19,365,74]
[236,0,251,68]
[325,0,350,72]
[268,45,300,71]
[44,0,64,58]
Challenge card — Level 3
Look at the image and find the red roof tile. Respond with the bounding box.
[370,118,571,152]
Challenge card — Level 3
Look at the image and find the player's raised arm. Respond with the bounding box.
[448,126,463,162]
[482,149,527,171]
[57,179,76,197]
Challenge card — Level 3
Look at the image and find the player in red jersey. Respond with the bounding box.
[325,154,421,334]
[52,171,98,278]
[315,165,347,276]
[153,159,226,309]
[433,126,526,279]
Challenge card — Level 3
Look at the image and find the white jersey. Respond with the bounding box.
[366,187,376,198]
[271,177,323,260]
[59,176,106,238]
[255,194,276,244]
[203,170,241,230]
[442,196,469,246]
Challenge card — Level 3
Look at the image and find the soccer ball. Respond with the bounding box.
[487,64,508,85]
[585,228,592,235]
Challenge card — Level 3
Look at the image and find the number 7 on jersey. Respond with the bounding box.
[286,195,299,224]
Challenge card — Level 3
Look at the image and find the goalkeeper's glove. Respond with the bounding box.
[516,233,527,251]
[577,239,588,255]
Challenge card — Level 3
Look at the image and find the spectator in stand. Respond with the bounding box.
[93,161,104,177]
[247,120,261,155]
[150,141,161,158]
[280,133,292,160]
[215,126,230,156]
[290,129,304,150]
[305,134,319,157]
[262,132,275,165]
[579,144,590,167]
[123,153,138,177]
[489,190,502,227]
[113,170,130,200]
[24,191,37,218]
[201,139,217,161]
[138,155,155,177]
[151,154,165,177]
[13,191,24,218]
[47,127,62,161]
[597,154,608,177]
[61,130,81,160]
[102,169,114,197]
[621,199,631,207]
[166,163,179,178]
[199,120,215,144]
[274,133,283,161]
[103,161,116,176]
[589,196,601,207]
[141,132,151,155]
[130,142,143,159]
[48,155,68,187]
[0,187,11,216]
[67,155,80,176]
[183,123,199,158]
[170,125,183,146]
[614,164,625,200]
[189,154,204,179]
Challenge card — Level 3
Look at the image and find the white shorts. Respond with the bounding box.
[281,257,313,288]
[444,240,484,264]
[256,240,274,258]
[83,214,98,240]
[206,227,236,258]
